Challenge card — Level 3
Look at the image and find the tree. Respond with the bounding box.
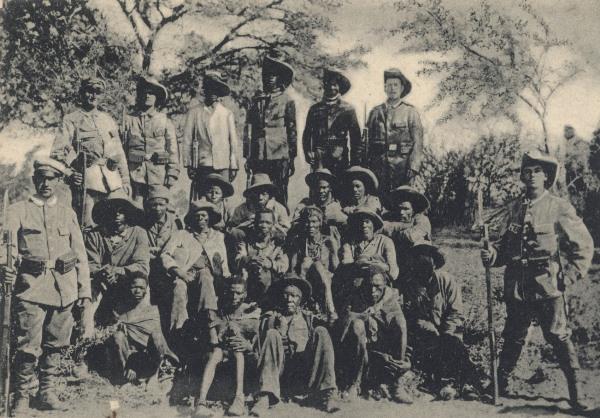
[389,0,582,153]
[0,0,138,128]
[115,0,368,113]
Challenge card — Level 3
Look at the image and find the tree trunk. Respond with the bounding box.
[142,37,154,72]
[541,114,550,154]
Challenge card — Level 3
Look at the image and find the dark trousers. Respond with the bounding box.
[190,167,231,202]
[499,296,579,382]
[313,148,349,179]
[256,327,337,403]
[248,159,290,208]
[106,329,161,381]
[336,311,407,390]
[409,323,479,387]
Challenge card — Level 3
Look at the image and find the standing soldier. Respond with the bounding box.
[51,77,130,227]
[183,72,239,201]
[122,75,179,203]
[303,68,362,178]
[245,55,297,207]
[0,159,91,413]
[480,151,593,412]
[366,68,424,193]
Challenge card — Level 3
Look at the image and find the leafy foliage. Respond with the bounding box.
[0,0,138,128]
[390,0,582,152]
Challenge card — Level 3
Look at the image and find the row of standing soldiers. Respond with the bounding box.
[50,54,423,223]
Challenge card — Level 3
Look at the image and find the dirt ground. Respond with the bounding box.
[17,230,600,418]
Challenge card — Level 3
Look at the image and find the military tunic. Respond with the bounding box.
[122,109,179,202]
[51,108,130,226]
[489,191,593,380]
[245,90,297,206]
[6,195,91,357]
[302,98,362,177]
[366,101,424,192]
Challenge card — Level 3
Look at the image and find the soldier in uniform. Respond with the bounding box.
[245,55,297,207]
[366,68,424,193]
[183,72,239,201]
[1,159,91,413]
[122,75,179,203]
[302,68,362,177]
[51,77,130,227]
[481,151,594,412]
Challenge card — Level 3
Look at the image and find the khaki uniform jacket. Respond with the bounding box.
[245,90,297,161]
[366,101,424,174]
[341,234,399,280]
[51,108,130,192]
[122,109,179,185]
[6,195,91,307]
[302,98,362,165]
[491,191,593,301]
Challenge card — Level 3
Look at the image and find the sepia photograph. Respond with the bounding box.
[0,0,599,416]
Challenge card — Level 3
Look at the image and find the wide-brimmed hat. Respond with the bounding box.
[305,168,336,188]
[262,55,294,89]
[203,173,234,198]
[345,166,379,194]
[137,75,168,107]
[520,150,559,188]
[92,192,144,225]
[410,242,446,269]
[145,185,171,203]
[323,68,351,96]
[203,71,231,97]
[389,186,429,213]
[184,199,222,227]
[80,77,105,94]
[33,158,68,178]
[272,272,312,303]
[348,208,384,231]
[243,173,277,198]
[384,68,412,98]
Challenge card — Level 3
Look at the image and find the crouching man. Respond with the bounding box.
[250,273,338,416]
[103,273,177,385]
[404,243,482,400]
[336,264,412,404]
[1,159,91,413]
[194,276,261,417]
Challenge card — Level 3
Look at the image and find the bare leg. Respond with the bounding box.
[197,348,224,402]
[233,351,245,397]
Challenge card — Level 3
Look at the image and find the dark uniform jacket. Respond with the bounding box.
[245,90,297,161]
[302,98,361,167]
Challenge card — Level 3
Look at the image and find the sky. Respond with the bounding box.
[2,0,600,169]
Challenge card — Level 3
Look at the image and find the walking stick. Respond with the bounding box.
[477,189,499,405]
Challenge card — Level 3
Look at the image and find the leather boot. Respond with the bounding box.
[564,369,588,412]
[37,351,67,411]
[12,352,37,416]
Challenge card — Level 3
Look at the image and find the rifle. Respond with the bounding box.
[362,103,369,166]
[477,189,499,405]
[75,136,87,228]
[0,189,13,417]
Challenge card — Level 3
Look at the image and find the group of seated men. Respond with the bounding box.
[3,158,484,417]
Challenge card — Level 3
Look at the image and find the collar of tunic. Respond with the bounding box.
[30,195,57,207]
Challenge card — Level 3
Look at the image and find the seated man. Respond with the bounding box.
[403,243,482,400]
[287,205,339,322]
[85,194,150,326]
[195,276,261,417]
[336,264,412,404]
[250,273,338,416]
[200,173,235,232]
[228,173,290,241]
[340,209,398,280]
[381,186,431,281]
[103,273,177,385]
[142,185,182,332]
[291,168,347,230]
[160,201,230,334]
[235,209,289,305]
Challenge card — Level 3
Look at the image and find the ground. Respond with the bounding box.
[15,228,600,418]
